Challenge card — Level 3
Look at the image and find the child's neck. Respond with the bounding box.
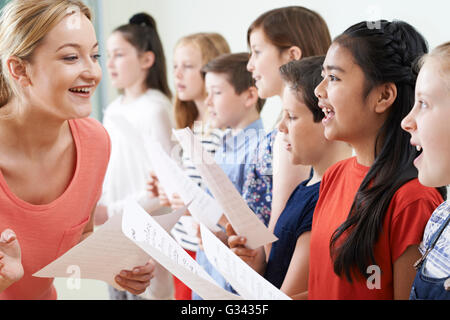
[308,141,353,186]
[230,111,260,135]
[352,137,379,167]
[123,83,147,104]
[194,98,207,122]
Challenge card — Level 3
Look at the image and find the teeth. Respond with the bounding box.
[70,87,90,93]
[321,107,333,117]
[416,145,422,152]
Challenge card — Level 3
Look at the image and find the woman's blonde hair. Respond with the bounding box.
[173,32,230,129]
[0,0,92,107]
[419,41,450,87]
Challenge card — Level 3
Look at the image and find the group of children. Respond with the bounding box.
[0,0,448,300]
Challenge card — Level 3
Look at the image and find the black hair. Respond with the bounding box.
[114,13,172,99]
[329,20,447,282]
[279,56,325,122]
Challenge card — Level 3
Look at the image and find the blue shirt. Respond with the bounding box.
[214,119,264,194]
[264,176,320,289]
[193,118,266,299]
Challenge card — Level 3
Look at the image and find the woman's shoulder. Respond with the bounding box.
[70,117,110,151]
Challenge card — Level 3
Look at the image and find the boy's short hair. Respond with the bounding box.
[201,52,265,113]
[279,56,325,122]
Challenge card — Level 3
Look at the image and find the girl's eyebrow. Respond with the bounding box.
[322,64,346,73]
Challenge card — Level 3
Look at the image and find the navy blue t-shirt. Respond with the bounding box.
[264,177,320,289]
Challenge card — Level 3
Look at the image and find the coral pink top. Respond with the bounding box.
[0,118,110,300]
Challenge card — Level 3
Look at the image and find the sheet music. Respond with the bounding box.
[121,200,241,300]
[33,204,186,291]
[200,224,291,300]
[173,128,277,249]
[146,139,222,232]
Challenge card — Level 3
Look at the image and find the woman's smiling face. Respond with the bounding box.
[24,12,101,120]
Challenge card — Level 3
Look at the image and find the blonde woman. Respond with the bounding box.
[0,0,153,299]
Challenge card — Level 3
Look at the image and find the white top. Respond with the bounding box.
[99,89,175,218]
[100,89,175,300]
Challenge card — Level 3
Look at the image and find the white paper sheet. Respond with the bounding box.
[146,139,222,232]
[200,224,291,300]
[33,204,186,291]
[173,128,277,249]
[121,200,241,300]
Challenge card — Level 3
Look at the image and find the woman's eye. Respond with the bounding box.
[92,54,101,61]
[63,55,78,62]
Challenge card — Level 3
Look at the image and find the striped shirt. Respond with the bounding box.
[170,121,222,252]
[419,200,450,278]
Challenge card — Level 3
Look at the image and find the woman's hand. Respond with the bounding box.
[0,229,24,292]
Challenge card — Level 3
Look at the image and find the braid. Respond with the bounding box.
[329,20,434,282]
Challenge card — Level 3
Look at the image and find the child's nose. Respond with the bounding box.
[401,111,417,133]
[314,78,327,99]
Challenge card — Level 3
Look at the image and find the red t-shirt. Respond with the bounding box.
[308,157,443,300]
[0,118,110,300]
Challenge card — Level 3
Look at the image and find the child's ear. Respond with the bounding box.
[7,56,31,87]
[244,86,259,108]
[287,46,302,61]
[141,51,155,70]
[373,82,397,114]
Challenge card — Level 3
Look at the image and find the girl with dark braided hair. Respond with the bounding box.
[308,20,446,299]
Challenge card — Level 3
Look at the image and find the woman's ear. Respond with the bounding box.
[373,82,397,114]
[140,51,155,70]
[7,57,31,87]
